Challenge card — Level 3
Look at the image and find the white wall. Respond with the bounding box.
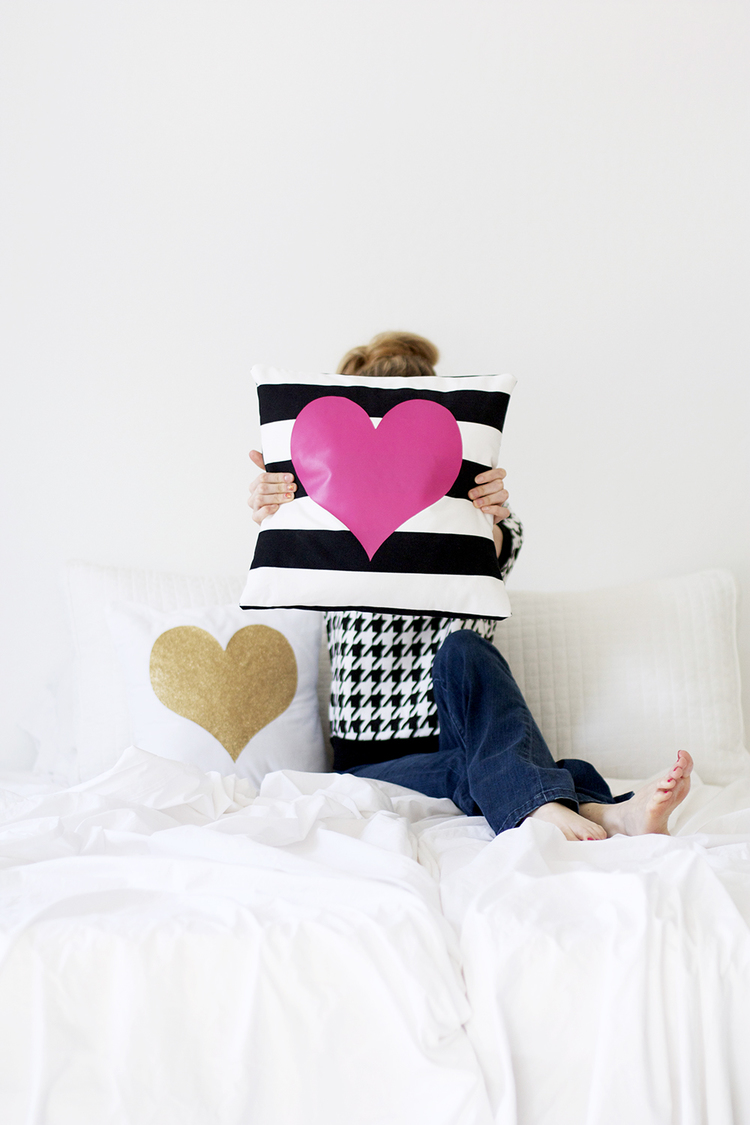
[2,0,748,767]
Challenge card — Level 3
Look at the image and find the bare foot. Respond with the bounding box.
[528,802,607,841]
[580,750,694,838]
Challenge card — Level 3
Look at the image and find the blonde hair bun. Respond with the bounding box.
[337,331,439,379]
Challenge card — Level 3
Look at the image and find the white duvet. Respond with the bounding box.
[1,749,750,1125]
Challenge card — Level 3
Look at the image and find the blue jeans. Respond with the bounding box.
[346,630,631,834]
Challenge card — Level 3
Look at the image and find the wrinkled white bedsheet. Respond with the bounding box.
[1,749,750,1125]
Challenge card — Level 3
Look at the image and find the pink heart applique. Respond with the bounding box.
[290,396,463,560]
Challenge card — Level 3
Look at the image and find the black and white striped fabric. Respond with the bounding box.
[241,366,516,619]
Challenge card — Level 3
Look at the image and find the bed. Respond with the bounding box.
[2,564,750,1125]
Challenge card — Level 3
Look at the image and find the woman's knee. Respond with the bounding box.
[433,631,517,700]
[434,628,499,675]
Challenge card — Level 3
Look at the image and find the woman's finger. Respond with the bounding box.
[472,467,506,487]
[469,468,507,504]
[251,503,280,526]
[483,504,511,523]
[255,476,296,499]
[251,489,295,515]
[470,487,509,510]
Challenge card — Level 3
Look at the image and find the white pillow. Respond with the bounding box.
[60,561,748,789]
[106,601,325,785]
[493,569,749,786]
[64,561,326,781]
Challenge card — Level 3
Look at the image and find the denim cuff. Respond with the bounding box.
[575,788,635,806]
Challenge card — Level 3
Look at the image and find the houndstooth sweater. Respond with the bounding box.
[325,514,523,742]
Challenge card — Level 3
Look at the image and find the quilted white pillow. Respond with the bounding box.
[493,569,748,786]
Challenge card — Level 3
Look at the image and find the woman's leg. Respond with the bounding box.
[429,630,628,833]
[348,630,624,835]
[349,631,694,838]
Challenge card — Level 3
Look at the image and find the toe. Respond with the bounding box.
[678,750,694,776]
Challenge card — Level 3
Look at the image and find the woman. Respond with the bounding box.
[249,332,692,840]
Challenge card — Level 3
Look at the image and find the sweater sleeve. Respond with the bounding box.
[496,512,523,582]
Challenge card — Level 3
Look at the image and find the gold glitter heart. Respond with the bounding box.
[149,625,298,761]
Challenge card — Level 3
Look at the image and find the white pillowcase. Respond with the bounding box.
[493,569,749,786]
[63,561,326,781]
[106,602,325,786]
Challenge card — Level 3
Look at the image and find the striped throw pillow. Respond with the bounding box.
[241,366,516,619]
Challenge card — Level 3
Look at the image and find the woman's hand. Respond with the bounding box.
[248,450,297,526]
[468,467,510,524]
